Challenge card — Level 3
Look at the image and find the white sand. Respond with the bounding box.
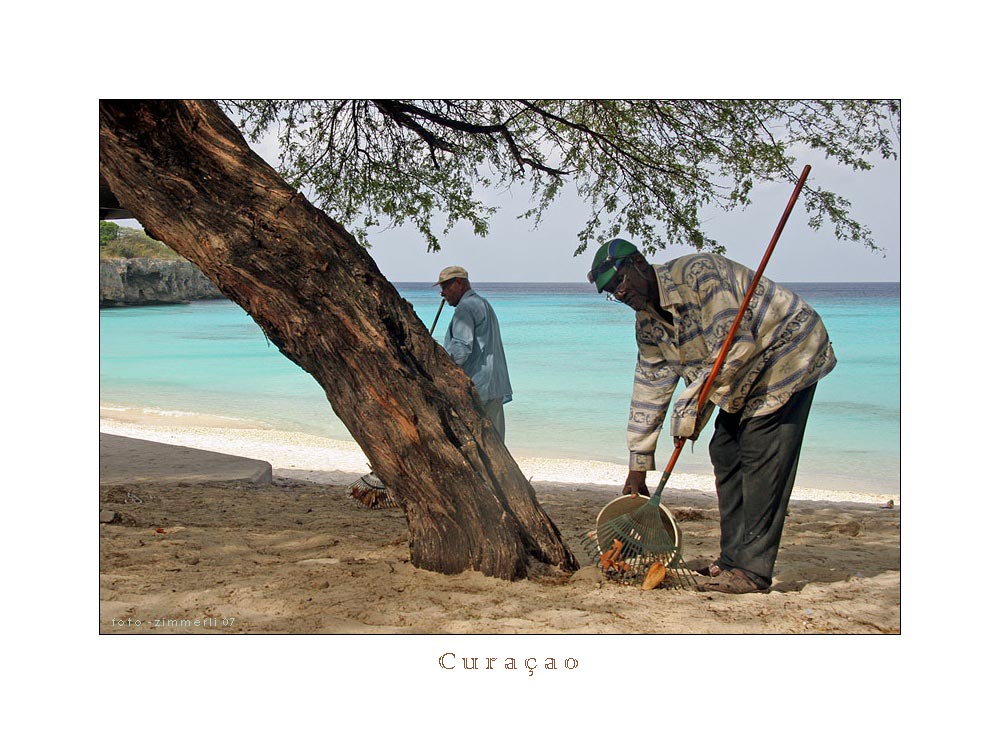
[99,404,900,506]
[99,403,902,635]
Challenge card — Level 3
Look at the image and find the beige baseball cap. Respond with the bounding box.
[433,265,469,286]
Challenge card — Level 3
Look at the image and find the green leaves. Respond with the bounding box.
[221,99,900,256]
[99,220,120,247]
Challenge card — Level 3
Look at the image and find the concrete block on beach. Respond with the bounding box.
[100,433,272,486]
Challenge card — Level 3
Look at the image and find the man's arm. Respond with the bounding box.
[445,301,476,367]
[627,315,680,473]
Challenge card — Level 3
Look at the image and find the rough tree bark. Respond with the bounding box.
[99,99,577,580]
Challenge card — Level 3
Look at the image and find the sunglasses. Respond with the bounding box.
[587,256,631,293]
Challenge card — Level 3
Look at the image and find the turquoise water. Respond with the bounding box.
[99,282,900,493]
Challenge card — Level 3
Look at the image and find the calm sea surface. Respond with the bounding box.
[99,282,900,493]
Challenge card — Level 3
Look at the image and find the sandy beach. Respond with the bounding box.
[99,408,901,634]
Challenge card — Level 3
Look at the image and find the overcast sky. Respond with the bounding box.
[113,113,900,284]
[366,152,901,283]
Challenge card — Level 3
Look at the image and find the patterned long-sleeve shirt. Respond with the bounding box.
[628,254,836,471]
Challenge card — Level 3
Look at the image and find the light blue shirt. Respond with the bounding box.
[444,289,513,405]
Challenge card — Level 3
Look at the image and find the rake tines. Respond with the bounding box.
[600,502,678,558]
[348,471,398,509]
[582,531,695,589]
[582,494,697,590]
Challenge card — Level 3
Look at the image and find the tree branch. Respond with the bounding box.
[375,99,568,177]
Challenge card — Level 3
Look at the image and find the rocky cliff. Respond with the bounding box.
[100,258,225,307]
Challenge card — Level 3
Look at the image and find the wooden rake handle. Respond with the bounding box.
[652,165,812,495]
[429,297,446,335]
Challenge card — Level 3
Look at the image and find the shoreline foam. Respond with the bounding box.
[100,405,900,506]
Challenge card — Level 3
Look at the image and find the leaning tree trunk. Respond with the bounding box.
[99,99,577,580]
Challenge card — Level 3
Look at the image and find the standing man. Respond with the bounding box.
[588,239,836,594]
[434,266,513,440]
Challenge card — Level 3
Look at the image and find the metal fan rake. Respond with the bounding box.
[582,494,697,590]
[348,469,398,509]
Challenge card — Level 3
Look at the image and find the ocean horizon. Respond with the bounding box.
[99,280,900,495]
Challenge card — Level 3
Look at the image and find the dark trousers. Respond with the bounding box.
[708,384,816,588]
